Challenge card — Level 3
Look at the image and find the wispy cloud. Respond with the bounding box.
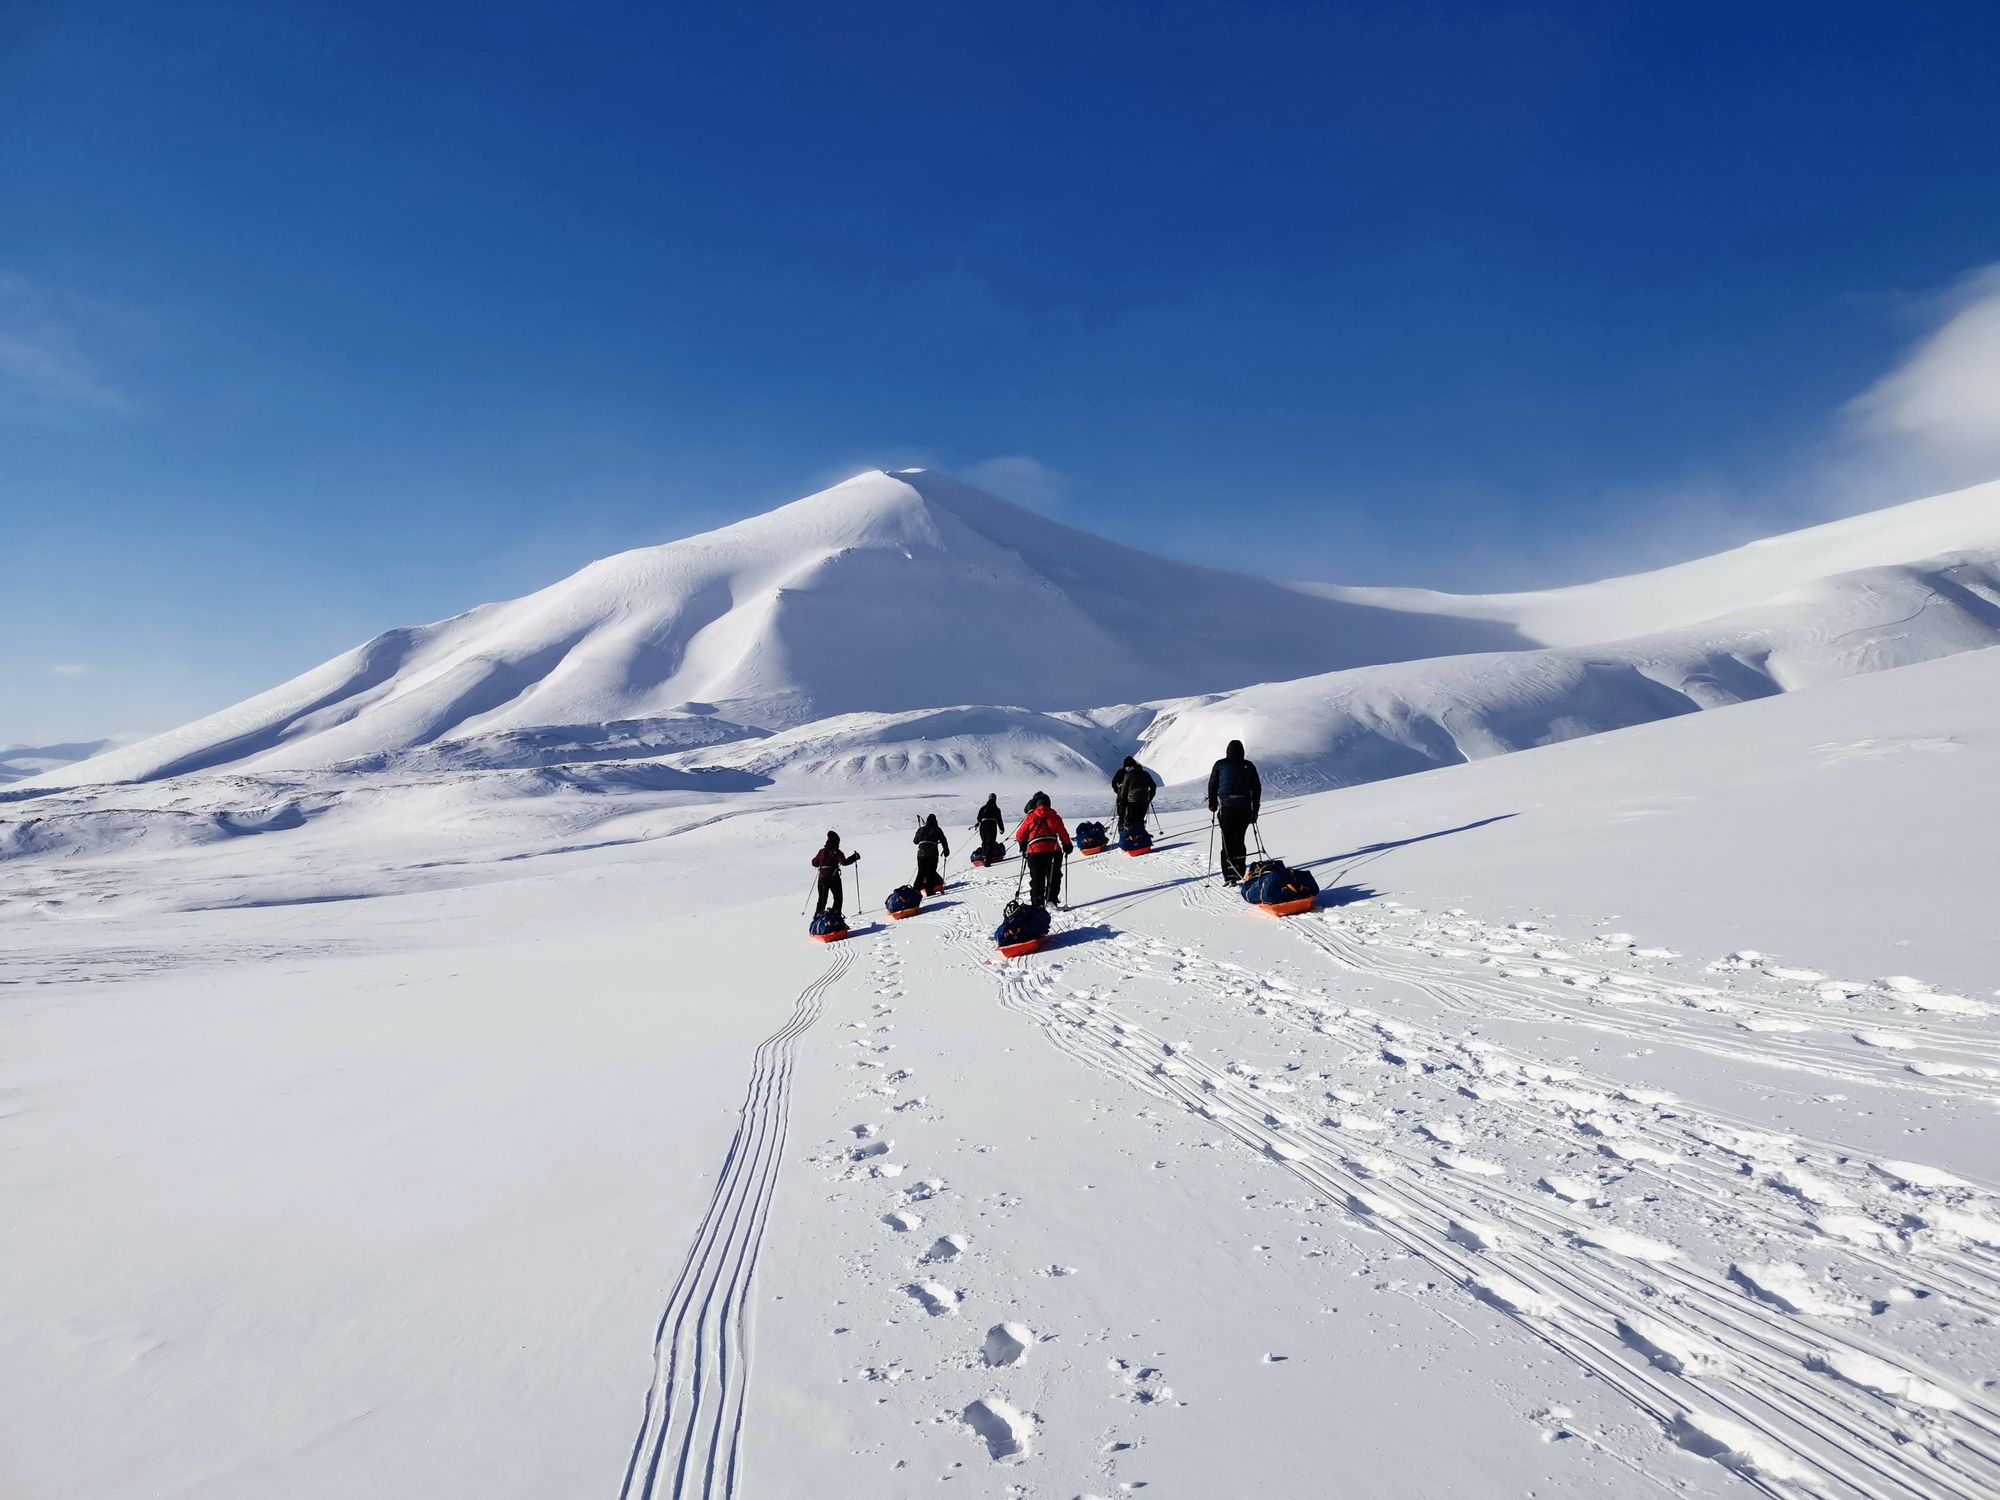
[48,663,92,678]
[1844,262,2000,495]
[0,272,130,418]
[962,454,1070,514]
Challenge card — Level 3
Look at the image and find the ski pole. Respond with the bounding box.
[1207,814,1216,876]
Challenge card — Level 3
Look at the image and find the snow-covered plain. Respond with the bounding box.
[6,477,1999,1499]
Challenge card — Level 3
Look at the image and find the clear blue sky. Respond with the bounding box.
[4,0,1998,742]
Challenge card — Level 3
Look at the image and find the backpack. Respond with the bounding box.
[1074,820,1110,851]
[885,885,923,917]
[810,912,850,937]
[1214,759,1256,805]
[1118,824,1153,853]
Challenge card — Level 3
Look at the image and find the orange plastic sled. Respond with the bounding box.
[996,938,1044,959]
[813,929,851,942]
[1259,897,1316,917]
[888,907,921,921]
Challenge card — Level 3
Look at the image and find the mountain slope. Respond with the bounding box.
[35,470,1523,788]
[1317,478,2000,645]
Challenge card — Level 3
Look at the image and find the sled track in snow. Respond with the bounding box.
[947,893,2000,1500]
[619,945,853,1500]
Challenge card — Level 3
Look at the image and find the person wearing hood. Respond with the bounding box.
[1206,740,1262,885]
[913,813,950,892]
[1013,791,1073,909]
[811,831,861,916]
[973,794,1004,856]
[1111,755,1157,833]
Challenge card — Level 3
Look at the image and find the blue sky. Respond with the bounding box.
[4,0,1999,743]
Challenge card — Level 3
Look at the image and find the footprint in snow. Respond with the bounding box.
[906,1282,960,1316]
[981,1322,1035,1368]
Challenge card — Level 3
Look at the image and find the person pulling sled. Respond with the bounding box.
[913,813,950,895]
[1111,756,1157,834]
[1207,740,1262,886]
[1014,791,1072,909]
[812,831,861,916]
[970,794,1007,866]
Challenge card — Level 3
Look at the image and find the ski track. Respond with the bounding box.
[619,945,854,1500]
[938,836,2000,1500]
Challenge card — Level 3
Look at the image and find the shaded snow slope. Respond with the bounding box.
[32,470,1523,788]
[1318,477,2000,645]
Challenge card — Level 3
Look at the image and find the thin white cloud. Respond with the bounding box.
[0,272,130,418]
[962,454,1070,514]
[1845,262,2000,492]
[48,663,92,678]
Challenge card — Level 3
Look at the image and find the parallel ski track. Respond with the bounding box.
[620,944,853,1500]
[943,872,2000,1500]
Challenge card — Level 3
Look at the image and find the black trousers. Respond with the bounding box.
[1116,798,1150,832]
[815,872,843,916]
[1217,805,1255,883]
[1025,849,1064,907]
[915,846,942,888]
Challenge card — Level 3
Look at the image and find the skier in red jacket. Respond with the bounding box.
[1012,793,1073,909]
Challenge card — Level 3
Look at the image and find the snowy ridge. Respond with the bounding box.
[1139,550,2000,787]
[1319,478,2000,646]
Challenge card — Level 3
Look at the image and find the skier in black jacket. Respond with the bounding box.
[1206,740,1262,885]
[1111,756,1157,833]
[913,814,950,892]
[973,795,1004,859]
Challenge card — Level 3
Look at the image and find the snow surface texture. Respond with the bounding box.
[4,642,1998,1497]
[25,473,2000,800]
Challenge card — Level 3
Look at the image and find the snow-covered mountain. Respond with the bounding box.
[31,470,1520,788]
[22,473,2000,796]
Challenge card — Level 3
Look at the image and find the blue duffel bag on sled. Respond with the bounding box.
[1240,860,1318,916]
[994,900,1052,958]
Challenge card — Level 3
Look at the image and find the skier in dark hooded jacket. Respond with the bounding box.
[811,831,861,916]
[1111,756,1157,833]
[1206,740,1262,885]
[973,795,1004,858]
[913,814,950,892]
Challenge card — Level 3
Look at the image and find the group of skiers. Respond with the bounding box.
[810,740,1265,919]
